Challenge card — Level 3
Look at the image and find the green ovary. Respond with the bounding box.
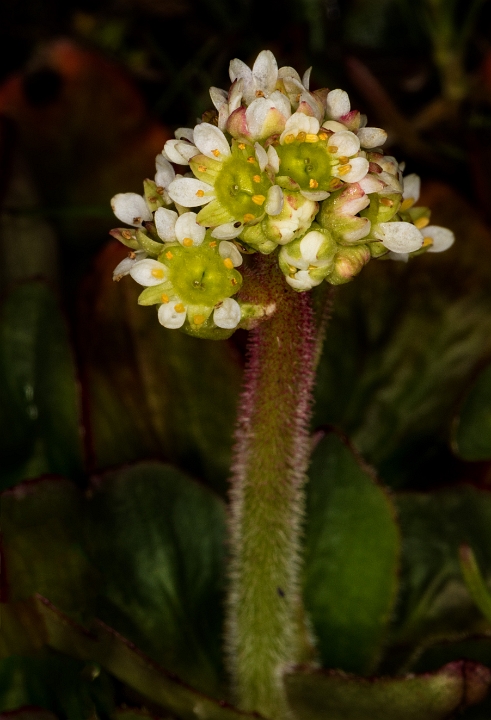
[276,141,334,191]
[214,150,272,221]
[160,243,242,306]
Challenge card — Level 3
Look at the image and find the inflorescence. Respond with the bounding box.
[110,50,454,337]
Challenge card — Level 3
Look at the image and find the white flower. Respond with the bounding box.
[229,50,278,104]
[356,127,387,149]
[112,250,147,281]
[158,298,187,329]
[129,258,169,286]
[157,294,241,331]
[401,173,421,209]
[111,193,152,227]
[373,221,423,253]
[213,298,241,328]
[218,240,243,267]
[423,225,455,253]
[153,209,206,247]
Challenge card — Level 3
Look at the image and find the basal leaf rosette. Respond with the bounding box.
[109,49,456,337]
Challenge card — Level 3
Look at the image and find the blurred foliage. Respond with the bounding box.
[3,0,491,716]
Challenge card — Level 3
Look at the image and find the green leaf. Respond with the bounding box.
[84,462,227,696]
[0,478,95,618]
[314,183,491,487]
[0,282,84,488]
[285,661,491,720]
[36,597,254,720]
[81,243,240,494]
[304,432,400,674]
[453,362,491,460]
[0,654,114,719]
[392,486,491,656]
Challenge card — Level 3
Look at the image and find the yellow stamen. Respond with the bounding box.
[122,230,132,239]
[305,133,319,143]
[223,258,234,269]
[422,236,434,247]
[231,278,238,285]
[337,164,352,176]
[289,273,296,279]
[338,156,349,165]
[196,189,205,197]
[318,132,328,141]
[255,90,265,97]
[174,303,185,313]
[247,156,256,164]
[253,174,261,183]
[133,216,142,224]
[238,143,246,150]
[414,217,429,229]
[212,149,221,157]
[198,165,207,172]
[252,194,265,206]
[309,179,319,189]
[243,213,255,223]
[161,293,169,303]
[151,268,165,279]
[308,265,317,270]
[128,251,136,259]
[288,265,296,274]
[297,131,306,143]
[329,178,344,189]
[327,145,338,154]
[194,314,205,325]
[209,240,217,247]
[156,186,164,195]
[284,134,295,144]
[379,198,393,207]
[182,237,193,247]
[400,197,415,211]
[166,251,173,260]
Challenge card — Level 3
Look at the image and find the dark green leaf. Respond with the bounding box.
[454,362,491,460]
[285,661,491,720]
[304,432,400,674]
[80,243,241,494]
[0,282,84,488]
[0,478,95,618]
[85,462,227,695]
[315,183,491,487]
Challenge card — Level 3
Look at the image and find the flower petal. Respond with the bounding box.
[402,173,421,203]
[158,300,187,329]
[278,66,301,82]
[265,185,284,215]
[300,190,330,201]
[334,156,369,183]
[267,144,280,173]
[164,139,197,165]
[302,67,312,90]
[358,174,385,194]
[111,193,152,226]
[175,127,195,142]
[229,78,243,113]
[252,50,278,96]
[424,225,455,253]
[374,221,423,252]
[229,58,254,103]
[209,87,228,110]
[357,127,387,148]
[211,221,244,239]
[113,251,147,280]
[326,89,351,119]
[219,240,243,266]
[155,154,175,188]
[300,231,325,263]
[322,119,347,133]
[286,270,317,291]
[175,211,206,246]
[214,298,241,329]
[193,123,231,160]
[168,178,214,207]
[328,130,360,158]
[254,142,268,171]
[154,207,178,241]
[269,90,292,119]
[130,259,168,286]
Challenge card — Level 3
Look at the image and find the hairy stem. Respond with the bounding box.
[226,256,317,718]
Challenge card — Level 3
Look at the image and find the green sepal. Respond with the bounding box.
[143,179,165,212]
[360,193,401,224]
[370,241,389,257]
[241,223,278,253]
[190,154,222,185]
[109,228,140,250]
[326,244,371,285]
[136,229,165,257]
[406,206,431,225]
[275,175,301,191]
[197,200,235,227]
[137,282,173,306]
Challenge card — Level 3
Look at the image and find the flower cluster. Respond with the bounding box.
[110,50,454,336]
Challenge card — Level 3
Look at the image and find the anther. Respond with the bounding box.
[400,198,415,211]
[309,179,319,189]
[329,178,344,189]
[151,268,165,278]
[337,164,352,176]
[238,143,246,150]
[305,134,319,143]
[414,217,430,229]
[212,149,221,157]
[182,237,193,247]
[297,131,306,143]
[133,216,142,224]
[327,145,338,154]
[174,303,185,313]
[196,189,205,197]
[223,258,234,269]
[379,198,393,207]
[338,156,349,165]
[161,293,169,303]
[243,213,255,223]
[253,175,261,183]
[284,134,295,144]
[194,314,205,325]
[156,186,164,195]
[128,251,136,259]
[422,236,434,247]
[252,195,265,206]
[209,240,217,247]
[198,165,207,172]
[247,156,256,164]
[318,132,328,141]
[255,90,265,97]
[122,230,132,239]
[165,251,173,259]
[231,278,237,285]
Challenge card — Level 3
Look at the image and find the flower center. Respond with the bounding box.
[276,139,336,192]
[214,141,272,223]
[159,242,242,306]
